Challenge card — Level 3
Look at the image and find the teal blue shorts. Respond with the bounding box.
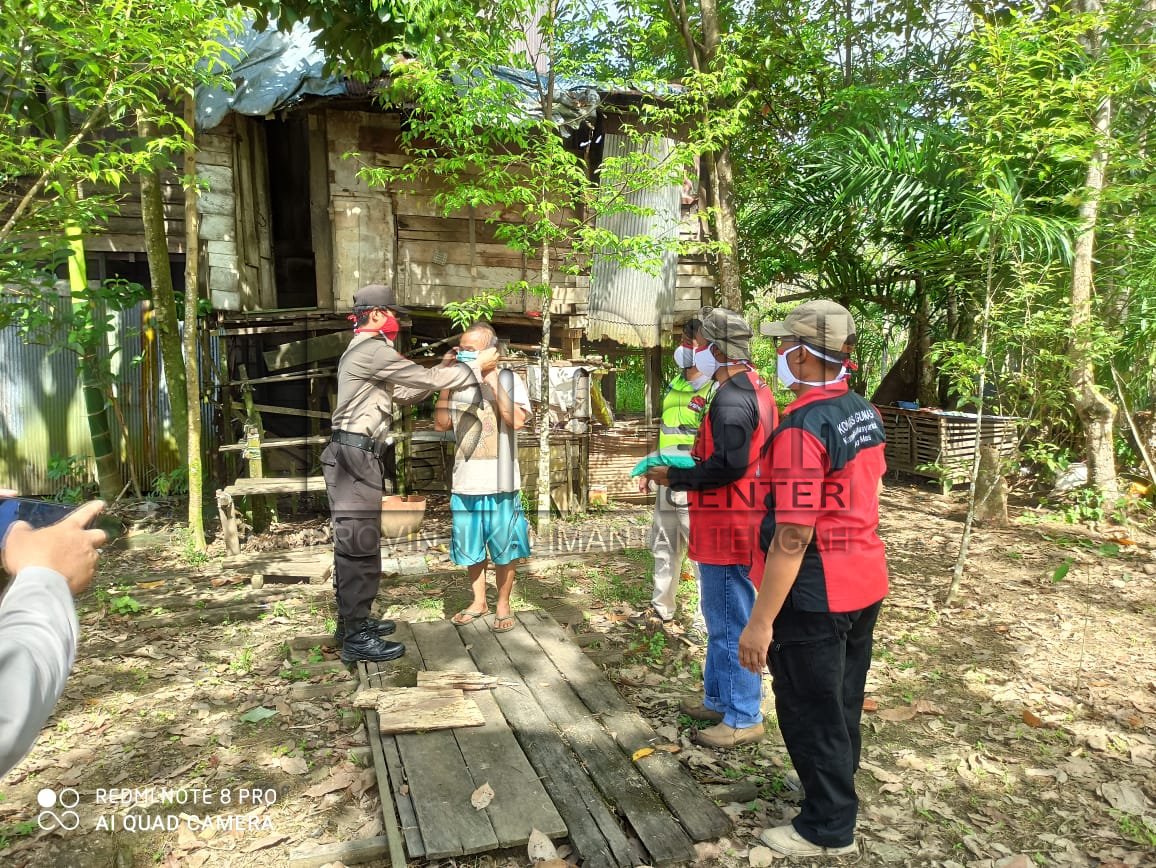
[450,492,532,566]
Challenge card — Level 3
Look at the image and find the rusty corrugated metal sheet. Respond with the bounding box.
[0,297,215,495]
[586,134,682,348]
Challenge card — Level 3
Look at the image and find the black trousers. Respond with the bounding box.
[320,441,395,626]
[767,597,883,848]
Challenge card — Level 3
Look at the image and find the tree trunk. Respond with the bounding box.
[974,446,1009,525]
[945,247,997,607]
[536,241,554,531]
[183,96,206,551]
[707,148,742,309]
[915,289,937,408]
[138,115,189,464]
[666,0,743,310]
[535,28,557,532]
[1069,1,1118,501]
[64,219,123,501]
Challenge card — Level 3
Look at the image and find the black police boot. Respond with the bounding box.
[339,623,406,664]
[333,616,396,646]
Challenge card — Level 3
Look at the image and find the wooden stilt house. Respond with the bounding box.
[187,24,714,538]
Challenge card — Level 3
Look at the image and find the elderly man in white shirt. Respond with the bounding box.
[0,497,107,775]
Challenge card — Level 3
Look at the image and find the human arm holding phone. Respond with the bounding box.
[0,499,108,775]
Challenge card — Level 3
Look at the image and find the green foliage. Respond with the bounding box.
[589,563,650,609]
[47,455,94,503]
[0,819,38,849]
[443,290,510,330]
[151,466,189,498]
[1060,488,1106,525]
[0,1,236,289]
[109,594,142,616]
[230,646,254,674]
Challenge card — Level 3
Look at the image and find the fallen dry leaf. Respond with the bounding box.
[913,699,943,715]
[655,743,681,754]
[242,833,289,853]
[632,747,655,761]
[303,770,355,798]
[862,697,879,712]
[748,846,776,868]
[1100,781,1152,815]
[279,756,308,775]
[471,782,494,810]
[527,828,558,862]
[876,705,917,722]
[694,841,722,863]
[1022,709,1044,728]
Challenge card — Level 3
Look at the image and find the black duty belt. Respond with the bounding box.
[331,429,389,456]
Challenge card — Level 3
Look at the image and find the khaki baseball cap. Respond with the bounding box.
[761,299,856,355]
[700,307,752,360]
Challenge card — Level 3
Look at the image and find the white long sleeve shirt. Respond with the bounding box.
[0,567,78,775]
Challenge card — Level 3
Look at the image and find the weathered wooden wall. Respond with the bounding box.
[80,173,186,255]
[197,114,241,310]
[191,104,711,327]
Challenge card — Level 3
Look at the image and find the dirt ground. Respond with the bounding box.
[1,481,1154,868]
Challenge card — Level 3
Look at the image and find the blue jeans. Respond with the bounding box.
[699,563,763,729]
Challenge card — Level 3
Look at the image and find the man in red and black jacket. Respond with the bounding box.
[645,308,778,749]
[739,300,888,858]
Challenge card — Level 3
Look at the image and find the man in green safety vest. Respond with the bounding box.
[638,318,716,625]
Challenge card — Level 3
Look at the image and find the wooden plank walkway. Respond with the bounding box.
[360,610,730,867]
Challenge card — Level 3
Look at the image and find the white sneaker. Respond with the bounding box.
[759,824,857,857]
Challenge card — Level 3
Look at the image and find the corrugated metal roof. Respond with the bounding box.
[586,134,681,348]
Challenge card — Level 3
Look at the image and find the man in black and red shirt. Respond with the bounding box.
[645,308,778,749]
[739,299,888,858]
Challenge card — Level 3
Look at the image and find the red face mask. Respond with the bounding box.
[351,309,400,341]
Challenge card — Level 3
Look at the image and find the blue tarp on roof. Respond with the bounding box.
[196,22,345,130]
[194,21,681,131]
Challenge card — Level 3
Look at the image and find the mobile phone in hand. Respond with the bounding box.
[0,497,122,547]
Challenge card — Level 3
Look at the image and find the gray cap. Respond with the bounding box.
[700,307,752,360]
[761,299,856,355]
[352,284,408,313]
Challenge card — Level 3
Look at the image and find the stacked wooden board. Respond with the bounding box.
[875,405,1019,490]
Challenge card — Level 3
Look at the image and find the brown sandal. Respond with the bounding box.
[451,608,490,625]
[491,614,516,633]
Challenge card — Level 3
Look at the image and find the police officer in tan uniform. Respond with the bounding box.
[324,284,498,663]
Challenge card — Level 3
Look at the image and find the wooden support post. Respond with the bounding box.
[216,327,237,486]
[250,120,277,310]
[562,327,582,361]
[643,347,663,423]
[215,490,240,556]
[307,111,334,310]
[601,358,617,412]
[234,118,261,310]
[238,364,273,530]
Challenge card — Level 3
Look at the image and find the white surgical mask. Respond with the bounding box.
[673,345,695,369]
[693,344,720,379]
[688,373,712,391]
[777,344,848,388]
